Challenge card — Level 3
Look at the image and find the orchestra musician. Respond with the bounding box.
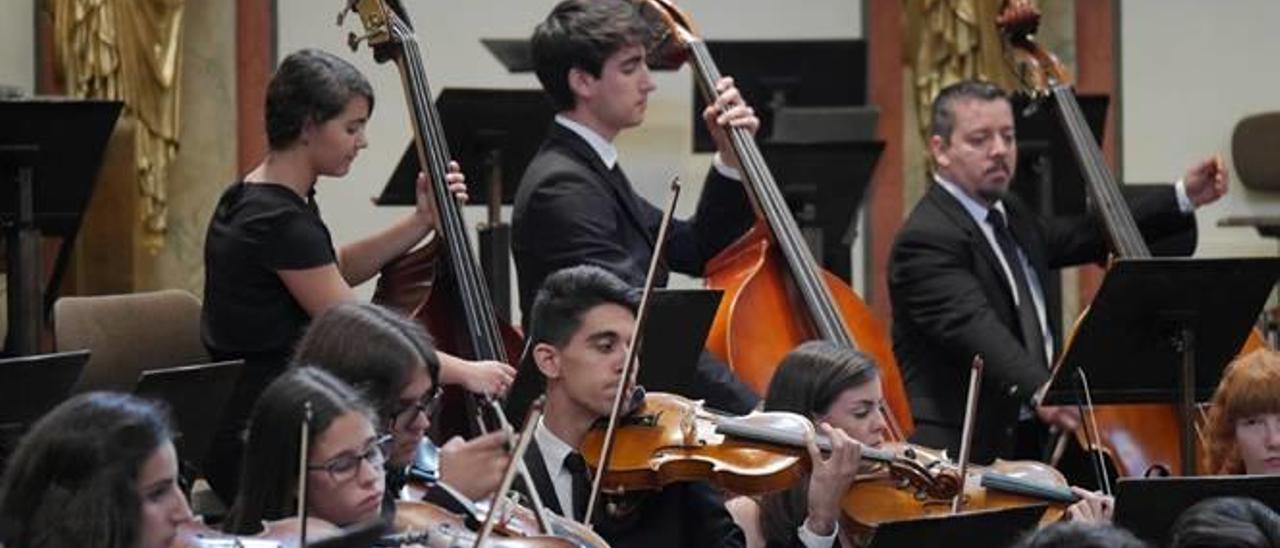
[888,79,1228,464]
[511,0,761,415]
[1203,348,1280,476]
[292,301,512,506]
[200,48,512,503]
[0,393,193,548]
[513,264,746,547]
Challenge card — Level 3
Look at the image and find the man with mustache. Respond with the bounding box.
[512,0,760,416]
[888,80,1228,463]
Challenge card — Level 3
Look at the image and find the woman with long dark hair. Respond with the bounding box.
[294,302,510,503]
[222,366,386,533]
[0,392,192,548]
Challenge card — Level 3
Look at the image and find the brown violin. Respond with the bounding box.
[580,391,960,499]
[173,517,345,547]
[388,500,577,547]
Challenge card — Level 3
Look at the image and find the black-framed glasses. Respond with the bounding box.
[307,434,391,483]
[390,389,442,430]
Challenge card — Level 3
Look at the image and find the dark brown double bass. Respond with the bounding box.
[996,3,1264,481]
[635,0,914,440]
[351,0,524,438]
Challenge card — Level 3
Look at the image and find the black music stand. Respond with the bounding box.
[1,99,122,356]
[1114,475,1280,546]
[636,289,723,397]
[134,360,243,471]
[758,140,882,283]
[376,89,554,321]
[0,349,90,465]
[1040,257,1280,475]
[865,503,1046,548]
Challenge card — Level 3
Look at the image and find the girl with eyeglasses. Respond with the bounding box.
[292,302,511,505]
[222,366,388,533]
[0,392,193,548]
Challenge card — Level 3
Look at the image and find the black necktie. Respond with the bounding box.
[986,208,1048,369]
[563,451,590,521]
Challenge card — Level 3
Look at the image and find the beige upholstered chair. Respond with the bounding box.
[54,289,209,393]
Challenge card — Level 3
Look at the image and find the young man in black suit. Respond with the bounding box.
[515,264,745,548]
[512,0,760,414]
[889,80,1228,464]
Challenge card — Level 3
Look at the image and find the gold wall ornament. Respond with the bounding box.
[906,0,1021,145]
[51,0,184,251]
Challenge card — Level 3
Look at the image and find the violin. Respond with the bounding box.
[173,517,344,547]
[385,500,575,547]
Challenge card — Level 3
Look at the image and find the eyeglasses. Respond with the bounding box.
[307,435,391,483]
[390,390,442,430]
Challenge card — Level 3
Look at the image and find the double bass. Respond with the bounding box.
[996,3,1264,481]
[634,0,915,440]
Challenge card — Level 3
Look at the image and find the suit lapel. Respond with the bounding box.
[925,183,1021,313]
[547,124,656,248]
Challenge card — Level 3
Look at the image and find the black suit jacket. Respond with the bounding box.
[516,439,746,548]
[888,181,1195,462]
[512,122,754,317]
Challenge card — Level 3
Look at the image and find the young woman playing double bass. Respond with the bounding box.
[201,47,513,503]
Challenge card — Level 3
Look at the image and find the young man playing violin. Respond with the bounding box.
[889,80,1228,465]
[512,264,746,548]
[513,0,760,415]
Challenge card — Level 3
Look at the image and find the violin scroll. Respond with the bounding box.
[996,0,1072,94]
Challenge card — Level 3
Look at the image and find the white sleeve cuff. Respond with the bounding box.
[712,152,743,181]
[1173,179,1195,213]
[797,518,838,548]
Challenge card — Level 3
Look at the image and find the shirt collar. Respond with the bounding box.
[555,114,618,170]
[933,172,1008,225]
[534,415,575,478]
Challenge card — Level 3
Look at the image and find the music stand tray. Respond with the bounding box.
[1114,475,1280,546]
[1041,257,1280,474]
[0,349,90,465]
[134,360,244,469]
[865,503,1046,548]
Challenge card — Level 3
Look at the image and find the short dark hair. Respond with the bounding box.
[758,341,880,545]
[222,367,375,534]
[506,265,639,418]
[265,48,374,150]
[1170,497,1280,548]
[531,0,652,111]
[0,392,173,548]
[528,264,639,349]
[1013,522,1149,548]
[929,79,1009,143]
[293,302,441,419]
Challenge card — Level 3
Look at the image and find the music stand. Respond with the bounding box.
[133,360,243,472]
[1,99,122,355]
[1114,475,1280,546]
[757,140,882,283]
[1040,257,1280,475]
[0,349,90,464]
[376,89,554,321]
[636,289,723,396]
[865,503,1046,548]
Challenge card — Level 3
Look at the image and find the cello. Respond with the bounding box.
[995,2,1264,481]
[634,0,915,441]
